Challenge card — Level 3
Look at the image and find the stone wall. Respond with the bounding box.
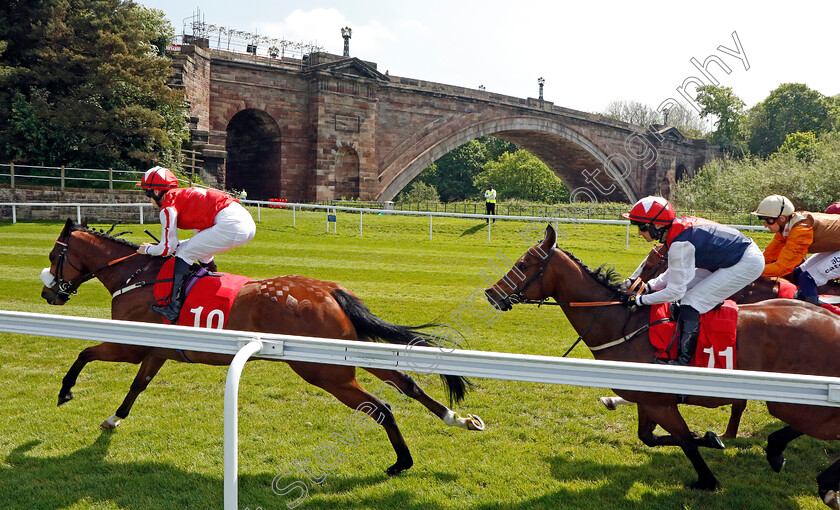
[0,186,154,223]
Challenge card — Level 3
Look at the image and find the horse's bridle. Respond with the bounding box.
[42,233,138,301]
[506,246,557,306]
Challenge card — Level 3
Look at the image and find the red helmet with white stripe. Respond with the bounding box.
[622,196,675,226]
[138,166,178,191]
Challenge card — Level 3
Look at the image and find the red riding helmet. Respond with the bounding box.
[138,166,178,191]
[622,196,676,226]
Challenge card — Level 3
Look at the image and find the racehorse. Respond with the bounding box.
[40,219,484,475]
[485,224,840,506]
[605,243,840,438]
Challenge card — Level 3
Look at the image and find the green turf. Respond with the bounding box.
[1,209,832,510]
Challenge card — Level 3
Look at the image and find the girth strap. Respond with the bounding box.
[589,317,673,352]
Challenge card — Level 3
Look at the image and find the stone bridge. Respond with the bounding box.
[172,42,720,203]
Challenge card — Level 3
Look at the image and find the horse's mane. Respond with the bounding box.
[560,248,630,297]
[71,223,139,249]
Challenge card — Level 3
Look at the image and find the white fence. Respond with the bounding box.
[1,200,768,247]
[1,310,839,509]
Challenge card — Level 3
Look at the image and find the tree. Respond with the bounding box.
[0,0,187,170]
[415,136,517,202]
[746,83,836,157]
[777,131,821,163]
[473,150,569,203]
[601,99,707,138]
[395,181,439,203]
[695,85,746,155]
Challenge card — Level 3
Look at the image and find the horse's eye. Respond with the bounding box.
[517,263,527,271]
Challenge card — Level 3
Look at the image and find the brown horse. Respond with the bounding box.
[605,242,840,437]
[40,219,484,475]
[485,224,840,506]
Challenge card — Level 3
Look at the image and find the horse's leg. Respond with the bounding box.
[721,400,747,439]
[100,356,167,430]
[290,363,412,475]
[636,404,723,450]
[363,368,484,431]
[765,425,804,473]
[600,396,633,411]
[818,458,840,509]
[638,404,720,490]
[58,343,149,406]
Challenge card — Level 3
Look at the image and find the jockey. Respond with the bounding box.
[137,166,256,322]
[622,196,764,365]
[752,194,840,305]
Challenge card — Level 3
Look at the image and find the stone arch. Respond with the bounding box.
[377,116,638,203]
[225,109,281,200]
[333,145,361,199]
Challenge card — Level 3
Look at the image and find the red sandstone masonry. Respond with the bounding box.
[175,46,720,202]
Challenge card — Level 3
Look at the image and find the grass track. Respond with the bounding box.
[0,209,833,510]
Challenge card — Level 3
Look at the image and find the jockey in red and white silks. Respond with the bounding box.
[136,166,256,322]
[141,186,256,265]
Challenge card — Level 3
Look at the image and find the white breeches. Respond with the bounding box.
[799,251,840,286]
[175,202,256,264]
[681,241,765,314]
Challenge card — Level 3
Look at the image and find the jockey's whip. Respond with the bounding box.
[144,229,160,243]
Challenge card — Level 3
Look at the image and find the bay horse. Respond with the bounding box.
[485,224,840,507]
[39,219,484,476]
[605,243,840,437]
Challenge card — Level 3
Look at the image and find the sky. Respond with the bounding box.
[137,0,839,116]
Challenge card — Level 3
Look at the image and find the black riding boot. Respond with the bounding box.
[671,305,700,366]
[199,259,217,272]
[152,257,190,322]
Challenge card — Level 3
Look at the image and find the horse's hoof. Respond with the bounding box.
[766,449,786,473]
[100,415,121,430]
[467,414,485,431]
[702,431,725,450]
[821,488,840,509]
[688,478,721,491]
[57,391,74,406]
[385,458,413,476]
[600,397,618,411]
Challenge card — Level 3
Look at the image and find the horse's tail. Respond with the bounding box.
[331,288,472,404]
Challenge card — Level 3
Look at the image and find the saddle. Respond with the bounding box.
[153,258,252,327]
[649,300,739,369]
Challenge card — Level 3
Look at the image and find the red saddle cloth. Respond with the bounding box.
[153,258,252,328]
[649,300,739,369]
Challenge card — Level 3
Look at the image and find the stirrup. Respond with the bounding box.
[152,302,182,322]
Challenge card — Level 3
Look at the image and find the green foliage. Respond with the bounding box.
[474,149,570,203]
[746,83,836,157]
[395,180,440,203]
[674,131,840,212]
[696,85,747,155]
[415,136,517,202]
[777,131,821,163]
[0,0,187,170]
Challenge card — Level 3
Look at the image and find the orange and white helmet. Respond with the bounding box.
[138,166,178,191]
[622,196,675,226]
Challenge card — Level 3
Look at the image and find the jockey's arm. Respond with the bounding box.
[144,206,180,257]
[762,225,812,277]
[637,241,695,306]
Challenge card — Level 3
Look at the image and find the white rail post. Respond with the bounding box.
[429,215,433,241]
[224,339,263,510]
[359,211,363,237]
[626,223,630,250]
[488,218,491,243]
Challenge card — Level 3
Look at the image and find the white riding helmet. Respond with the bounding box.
[751,195,794,218]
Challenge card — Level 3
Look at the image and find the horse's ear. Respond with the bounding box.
[61,218,74,237]
[541,224,557,251]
